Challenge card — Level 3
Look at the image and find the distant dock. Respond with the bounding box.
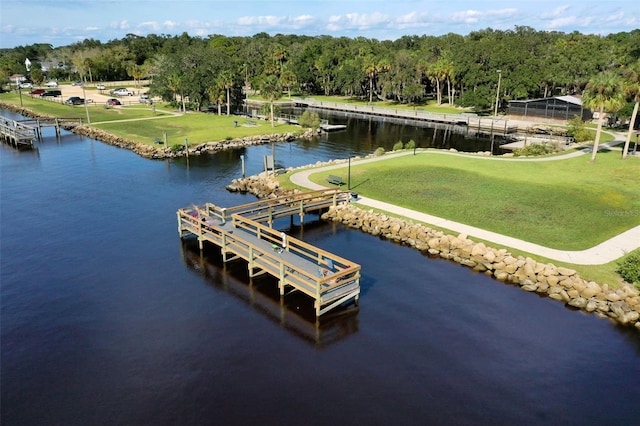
[295,98,519,136]
[0,116,36,148]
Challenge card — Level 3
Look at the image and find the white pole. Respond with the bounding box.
[494,70,502,118]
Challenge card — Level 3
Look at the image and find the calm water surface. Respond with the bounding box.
[1,110,639,425]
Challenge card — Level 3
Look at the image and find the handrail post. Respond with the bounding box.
[176,211,183,237]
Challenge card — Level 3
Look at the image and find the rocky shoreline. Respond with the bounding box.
[227,171,640,331]
[0,102,314,159]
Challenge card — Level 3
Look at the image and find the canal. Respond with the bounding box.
[1,109,638,425]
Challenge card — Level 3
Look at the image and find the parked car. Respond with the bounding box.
[71,81,84,86]
[106,98,122,106]
[110,88,133,96]
[139,95,151,104]
[65,96,85,105]
[19,82,33,89]
[29,89,46,95]
[41,90,62,97]
[44,81,59,87]
[96,84,106,90]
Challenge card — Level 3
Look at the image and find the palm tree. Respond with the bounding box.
[622,61,640,160]
[166,74,179,103]
[362,56,389,103]
[206,82,225,115]
[280,69,296,100]
[582,71,625,162]
[218,70,234,116]
[259,75,282,128]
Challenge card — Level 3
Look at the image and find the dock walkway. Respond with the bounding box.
[0,116,37,148]
[295,98,519,135]
[177,189,361,316]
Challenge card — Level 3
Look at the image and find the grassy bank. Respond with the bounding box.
[307,150,639,250]
[0,93,303,145]
[280,148,639,286]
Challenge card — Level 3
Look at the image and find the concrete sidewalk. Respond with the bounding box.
[289,147,640,265]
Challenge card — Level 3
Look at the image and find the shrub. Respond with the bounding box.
[298,111,321,129]
[170,143,184,152]
[373,147,386,156]
[616,251,640,288]
[513,142,563,157]
[393,140,404,151]
[566,116,592,142]
[405,139,416,150]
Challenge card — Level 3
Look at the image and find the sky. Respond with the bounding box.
[1,0,639,48]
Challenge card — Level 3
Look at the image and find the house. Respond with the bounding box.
[508,96,592,122]
[9,74,27,84]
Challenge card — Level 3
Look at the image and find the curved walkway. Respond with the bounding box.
[289,140,640,265]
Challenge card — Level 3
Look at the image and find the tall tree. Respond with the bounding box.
[207,80,225,115]
[259,74,282,127]
[280,68,297,99]
[582,71,625,162]
[217,70,234,116]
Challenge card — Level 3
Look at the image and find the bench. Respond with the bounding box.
[327,175,344,186]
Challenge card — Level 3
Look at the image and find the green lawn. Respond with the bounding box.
[0,93,303,145]
[306,149,640,251]
[96,113,302,146]
[290,149,639,287]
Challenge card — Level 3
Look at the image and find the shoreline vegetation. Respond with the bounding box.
[2,97,639,330]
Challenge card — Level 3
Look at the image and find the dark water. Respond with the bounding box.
[1,110,639,426]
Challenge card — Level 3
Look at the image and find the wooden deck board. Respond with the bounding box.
[177,189,361,316]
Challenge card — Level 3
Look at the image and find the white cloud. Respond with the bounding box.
[542,5,571,19]
[138,21,163,32]
[110,20,131,30]
[237,15,284,27]
[291,15,315,28]
[185,20,211,29]
[326,12,390,31]
[394,11,433,30]
[547,16,578,28]
[451,8,519,24]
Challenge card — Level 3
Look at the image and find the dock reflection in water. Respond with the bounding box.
[180,239,359,347]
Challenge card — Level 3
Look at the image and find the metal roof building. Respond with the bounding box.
[508,96,592,122]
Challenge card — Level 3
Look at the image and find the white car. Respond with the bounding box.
[139,95,151,103]
[45,81,58,87]
[19,82,33,89]
[96,84,106,90]
[111,88,133,96]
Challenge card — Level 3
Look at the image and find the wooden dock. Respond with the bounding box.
[0,116,37,148]
[177,189,361,316]
[17,117,82,139]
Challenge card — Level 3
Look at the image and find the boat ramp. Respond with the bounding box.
[177,189,361,316]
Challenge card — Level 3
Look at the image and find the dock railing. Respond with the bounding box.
[177,190,361,316]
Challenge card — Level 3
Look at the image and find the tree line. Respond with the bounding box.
[1,27,639,115]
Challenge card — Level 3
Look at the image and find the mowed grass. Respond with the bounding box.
[308,150,640,250]
[96,111,302,146]
[1,93,303,145]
